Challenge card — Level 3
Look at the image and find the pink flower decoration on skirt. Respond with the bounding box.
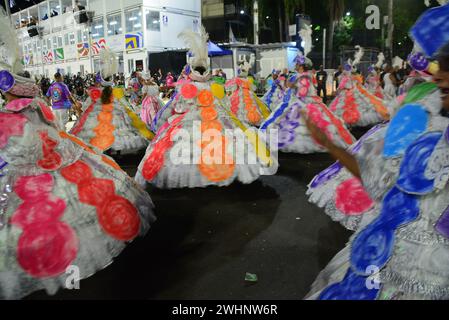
[335,178,375,216]
[0,113,28,148]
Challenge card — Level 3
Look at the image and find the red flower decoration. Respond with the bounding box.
[181,83,198,100]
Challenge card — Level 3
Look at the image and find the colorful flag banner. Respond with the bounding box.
[54,48,65,61]
[23,54,34,66]
[77,43,89,57]
[42,50,54,64]
[125,32,144,50]
[91,38,107,55]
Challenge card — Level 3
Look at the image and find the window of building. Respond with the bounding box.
[12,14,20,28]
[125,8,142,33]
[38,3,49,21]
[64,33,69,46]
[107,13,122,36]
[49,0,61,17]
[58,35,63,47]
[42,40,47,51]
[146,10,160,32]
[33,41,37,53]
[77,30,82,43]
[69,33,76,45]
[91,17,105,39]
[47,38,52,50]
[53,36,58,48]
[61,0,73,14]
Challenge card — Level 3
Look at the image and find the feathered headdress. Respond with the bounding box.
[0,8,40,97]
[178,25,210,79]
[238,54,255,76]
[299,24,312,57]
[343,46,364,73]
[294,24,313,67]
[375,53,385,69]
[352,46,364,67]
[392,56,404,69]
[99,48,118,87]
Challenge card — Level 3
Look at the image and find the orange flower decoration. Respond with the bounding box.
[97,112,113,123]
[102,104,114,112]
[94,123,115,136]
[198,90,214,107]
[181,83,198,100]
[201,120,223,133]
[247,110,261,125]
[198,162,235,182]
[201,107,218,121]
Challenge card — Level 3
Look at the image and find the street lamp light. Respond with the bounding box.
[346,12,351,16]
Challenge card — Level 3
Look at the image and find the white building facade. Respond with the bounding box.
[15,0,201,77]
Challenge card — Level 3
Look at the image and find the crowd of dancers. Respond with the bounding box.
[1,2,449,300]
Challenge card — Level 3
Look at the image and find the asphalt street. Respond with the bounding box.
[26,150,353,300]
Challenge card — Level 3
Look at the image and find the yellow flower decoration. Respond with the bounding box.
[211,83,225,100]
[113,88,125,100]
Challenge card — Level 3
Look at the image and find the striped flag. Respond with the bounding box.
[91,38,106,55]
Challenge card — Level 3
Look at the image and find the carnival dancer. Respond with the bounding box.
[328,46,390,127]
[0,10,155,299]
[127,71,143,111]
[46,72,82,130]
[365,53,385,100]
[150,65,192,133]
[140,74,164,127]
[382,65,399,102]
[262,69,285,110]
[260,70,355,154]
[70,49,153,155]
[135,26,278,189]
[305,3,449,300]
[224,56,271,127]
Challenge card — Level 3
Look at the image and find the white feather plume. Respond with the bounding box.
[100,48,118,80]
[392,56,404,69]
[0,8,23,74]
[299,24,312,56]
[375,52,385,68]
[178,25,209,68]
[352,45,364,67]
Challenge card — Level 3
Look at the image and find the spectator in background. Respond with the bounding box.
[316,65,328,103]
[281,68,289,79]
[333,65,343,93]
[46,72,81,129]
[165,72,175,88]
[218,69,227,80]
[152,69,162,85]
[73,0,86,12]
